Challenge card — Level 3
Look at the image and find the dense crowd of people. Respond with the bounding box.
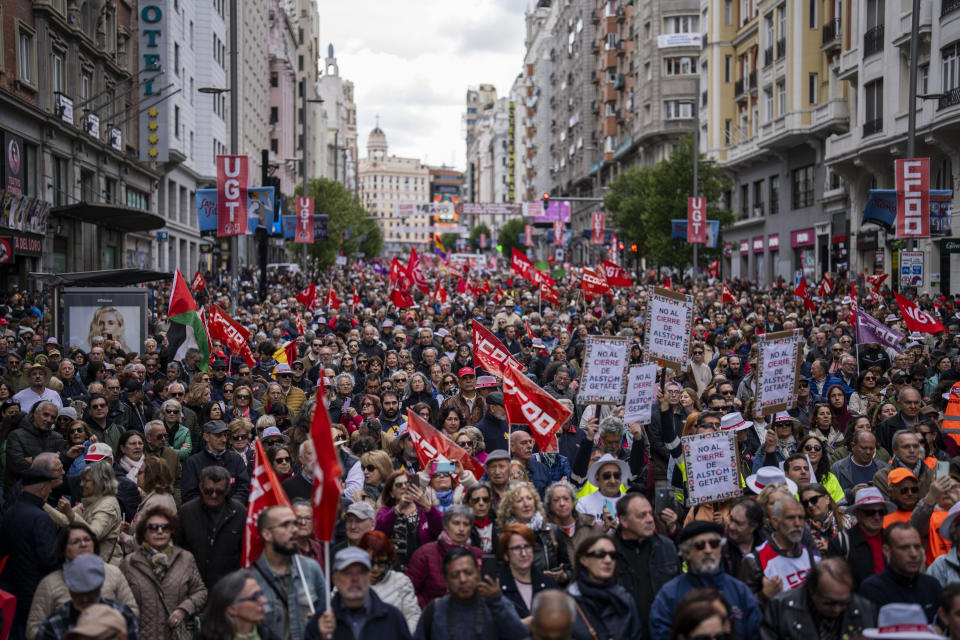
[1,258,960,640]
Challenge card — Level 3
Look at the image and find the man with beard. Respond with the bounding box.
[649,521,762,640]
[378,390,406,436]
[740,497,819,605]
[253,505,328,640]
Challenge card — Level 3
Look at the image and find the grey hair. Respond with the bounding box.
[892,428,919,451]
[31,452,61,474]
[443,504,474,527]
[404,372,432,400]
[200,465,231,485]
[598,415,627,438]
[461,426,485,452]
[298,439,314,457]
[144,420,166,437]
[544,480,578,512]
[82,460,118,496]
[256,415,277,430]
[531,589,576,621]
[771,495,798,521]
[160,399,182,417]
[333,373,354,392]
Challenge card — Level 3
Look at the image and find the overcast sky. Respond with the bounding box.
[318,0,527,172]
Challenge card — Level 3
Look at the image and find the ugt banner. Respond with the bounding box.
[687,197,707,244]
[216,155,248,237]
[895,158,930,239]
[591,212,605,244]
[295,197,314,243]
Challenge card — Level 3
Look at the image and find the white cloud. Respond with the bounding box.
[318,0,526,171]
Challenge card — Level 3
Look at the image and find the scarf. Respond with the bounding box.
[576,574,634,637]
[473,514,491,528]
[511,511,546,532]
[435,489,454,511]
[142,542,175,582]
[439,529,469,548]
[893,455,924,478]
[119,455,143,482]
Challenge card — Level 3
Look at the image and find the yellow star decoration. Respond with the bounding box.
[148,148,158,158]
[147,108,158,117]
[148,122,158,131]
[148,134,159,144]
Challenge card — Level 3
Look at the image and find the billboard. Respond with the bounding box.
[670,219,720,247]
[62,288,150,354]
[195,187,275,234]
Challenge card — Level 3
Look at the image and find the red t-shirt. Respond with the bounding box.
[863,528,884,574]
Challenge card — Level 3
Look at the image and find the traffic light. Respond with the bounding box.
[631,244,638,252]
[542,192,550,212]
[618,242,624,250]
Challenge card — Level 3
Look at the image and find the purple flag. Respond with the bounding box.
[372,261,388,276]
[856,312,904,353]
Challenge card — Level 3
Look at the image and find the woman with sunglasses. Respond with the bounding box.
[229,384,261,424]
[227,418,255,468]
[198,569,274,640]
[63,420,93,476]
[454,426,487,465]
[567,534,642,640]
[358,530,422,633]
[266,444,295,482]
[797,433,845,504]
[849,370,883,417]
[799,483,853,553]
[121,505,207,640]
[159,399,193,461]
[359,450,394,505]
[374,470,442,572]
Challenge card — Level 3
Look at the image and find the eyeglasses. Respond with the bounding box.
[164,409,179,415]
[67,536,93,546]
[236,394,251,400]
[146,523,171,532]
[274,456,291,464]
[600,471,621,481]
[720,390,734,396]
[169,391,185,397]
[801,495,823,508]
[361,402,374,407]
[803,444,822,453]
[583,550,617,560]
[508,544,533,554]
[692,538,723,551]
[863,376,876,381]
[234,590,265,604]
[392,482,409,490]
[693,350,704,355]
[91,403,108,409]
[469,495,490,504]
[456,440,472,447]
[232,434,248,442]
[896,485,919,495]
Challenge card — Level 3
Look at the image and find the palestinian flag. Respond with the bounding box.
[166,269,210,370]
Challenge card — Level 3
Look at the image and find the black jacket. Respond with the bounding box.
[176,497,245,589]
[181,448,250,504]
[0,492,59,618]
[304,589,412,640]
[497,564,558,618]
[825,525,885,589]
[475,412,509,453]
[760,584,876,640]
[614,529,680,623]
[859,569,941,622]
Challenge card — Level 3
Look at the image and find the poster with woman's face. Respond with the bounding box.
[62,288,149,354]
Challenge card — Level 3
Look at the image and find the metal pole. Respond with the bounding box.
[229,0,239,289]
[907,0,921,159]
[692,77,700,277]
[302,81,308,276]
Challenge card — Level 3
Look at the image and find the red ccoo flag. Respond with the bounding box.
[242,439,292,566]
[325,286,340,310]
[502,366,572,451]
[191,270,207,291]
[472,319,524,379]
[310,398,343,541]
[794,278,816,312]
[817,274,834,297]
[296,283,317,311]
[406,409,484,481]
[581,267,611,296]
[895,291,946,334]
[721,283,738,305]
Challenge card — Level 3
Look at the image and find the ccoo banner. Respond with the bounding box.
[895,158,930,239]
[216,155,248,237]
[295,197,314,243]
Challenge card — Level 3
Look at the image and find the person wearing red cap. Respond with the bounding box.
[440,367,486,427]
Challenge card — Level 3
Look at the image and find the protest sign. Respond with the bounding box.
[578,336,630,404]
[623,364,658,424]
[644,286,694,372]
[682,430,741,506]
[755,329,803,417]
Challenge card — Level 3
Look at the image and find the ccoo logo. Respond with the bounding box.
[503,376,558,436]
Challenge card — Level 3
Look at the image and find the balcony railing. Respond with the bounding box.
[863,117,883,137]
[864,24,884,56]
[822,19,841,45]
[943,0,960,17]
[776,38,786,59]
[748,70,757,89]
[763,46,773,66]
[734,78,745,97]
[939,87,960,110]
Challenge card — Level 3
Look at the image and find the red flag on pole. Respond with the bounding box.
[472,319,524,379]
[581,267,611,296]
[794,279,816,312]
[708,260,720,278]
[502,366,572,451]
[242,439,292,566]
[352,286,360,309]
[721,283,737,305]
[601,260,632,287]
[325,286,340,310]
[895,291,946,333]
[524,320,550,356]
[434,282,448,304]
[849,283,859,326]
[191,271,207,291]
[663,276,673,290]
[407,248,430,294]
[406,409,485,480]
[296,283,317,311]
[310,401,343,541]
[817,274,834,297]
[539,282,559,305]
[511,248,533,280]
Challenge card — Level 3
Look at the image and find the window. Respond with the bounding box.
[17,23,36,85]
[864,79,883,129]
[741,184,750,219]
[53,156,69,206]
[770,175,780,214]
[764,15,774,49]
[809,0,817,28]
[725,55,732,82]
[81,73,91,102]
[791,165,815,209]
[190,21,194,49]
[665,100,693,119]
[174,43,180,76]
[126,188,149,211]
[664,15,698,33]
[808,73,818,104]
[725,0,733,25]
[724,119,733,144]
[664,57,697,75]
[753,181,764,216]
[271,138,278,153]
[944,43,960,92]
[270,106,278,124]
[919,63,929,95]
[174,105,180,138]
[270,71,278,87]
[764,88,774,119]
[52,53,63,93]
[777,80,786,115]
[866,0,884,29]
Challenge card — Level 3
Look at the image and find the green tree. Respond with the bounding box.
[468,223,491,250]
[498,218,526,259]
[291,178,382,271]
[439,233,460,252]
[604,136,733,269]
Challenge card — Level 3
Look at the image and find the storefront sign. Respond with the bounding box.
[0,231,44,256]
[768,234,779,250]
[791,229,815,248]
[739,240,749,255]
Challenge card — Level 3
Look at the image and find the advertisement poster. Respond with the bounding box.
[62,288,149,354]
[682,430,741,506]
[899,251,924,288]
[196,187,275,235]
[578,336,630,404]
[623,364,658,425]
[755,329,802,417]
[643,286,694,372]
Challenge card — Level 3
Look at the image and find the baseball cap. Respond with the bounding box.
[46,337,58,345]
[345,502,375,521]
[63,555,106,593]
[84,442,115,462]
[457,367,476,378]
[888,468,918,485]
[333,547,371,572]
[203,419,229,434]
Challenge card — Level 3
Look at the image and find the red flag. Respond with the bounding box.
[434,282,448,304]
[511,248,533,280]
[867,272,888,291]
[325,286,340,310]
[295,196,314,243]
[601,260,632,287]
[524,320,549,356]
[296,283,317,311]
[895,158,930,239]
[708,260,720,278]
[472,319,524,379]
[895,291,946,333]
[352,286,360,309]
[817,274,834,297]
[532,269,555,287]
[216,155,248,237]
[169,270,199,317]
[494,287,505,303]
[539,282,559,305]
[455,278,467,294]
[294,313,305,336]
[794,279,816,312]
[191,271,207,291]
[390,286,415,308]
[849,283,859,326]
[208,304,256,367]
[310,400,343,541]
[721,283,737,305]
[407,248,430,294]
[243,439,292,566]
[503,366,572,451]
[283,341,298,366]
[581,267,610,296]
[406,409,485,480]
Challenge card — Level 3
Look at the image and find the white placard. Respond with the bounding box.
[623,364,658,424]
[644,286,694,371]
[578,336,630,405]
[755,330,802,417]
[682,430,741,506]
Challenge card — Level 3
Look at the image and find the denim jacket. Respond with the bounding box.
[253,554,327,640]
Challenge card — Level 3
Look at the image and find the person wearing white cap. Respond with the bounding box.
[863,603,945,640]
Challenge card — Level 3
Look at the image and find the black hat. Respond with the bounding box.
[21,468,58,485]
[486,391,504,407]
[203,419,229,434]
[212,359,227,369]
[676,521,725,546]
[520,337,533,347]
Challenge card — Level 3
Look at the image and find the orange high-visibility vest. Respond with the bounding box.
[884,509,913,529]
[927,509,953,566]
[941,382,960,447]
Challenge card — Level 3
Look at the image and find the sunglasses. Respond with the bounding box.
[692,538,723,551]
[583,550,617,560]
[392,482,409,490]
[236,394,251,400]
[274,456,291,464]
[147,523,171,532]
[164,409,179,415]
[170,392,184,397]
[896,485,919,495]
[234,590,265,604]
[860,508,885,517]
[456,440,472,447]
[363,465,378,472]
[232,434,248,441]
[469,495,490,503]
[803,444,822,452]
[801,495,823,508]
[69,427,87,434]
[201,486,227,496]
[600,471,621,481]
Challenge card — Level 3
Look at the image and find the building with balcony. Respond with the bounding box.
[703,0,850,284]
[825,0,960,293]
[318,45,359,193]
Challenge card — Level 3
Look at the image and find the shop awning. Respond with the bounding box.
[50,202,166,233]
[29,269,172,287]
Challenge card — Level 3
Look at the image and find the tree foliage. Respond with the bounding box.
[292,178,382,271]
[439,233,460,252]
[498,218,526,259]
[604,136,733,269]
[468,223,491,251]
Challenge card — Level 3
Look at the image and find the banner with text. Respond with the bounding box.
[682,430,742,506]
[578,336,630,404]
[472,319,524,379]
[503,366,573,451]
[643,286,694,372]
[590,212,605,245]
[623,364,658,424]
[687,197,707,244]
[755,329,803,417]
[295,197,314,243]
[216,155,248,237]
[895,157,930,239]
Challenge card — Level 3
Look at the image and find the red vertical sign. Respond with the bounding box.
[687,197,707,244]
[553,220,563,246]
[295,196,314,243]
[590,212,605,244]
[524,224,534,247]
[895,158,930,239]
[216,155,248,237]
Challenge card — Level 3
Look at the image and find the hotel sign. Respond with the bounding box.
[138,2,169,162]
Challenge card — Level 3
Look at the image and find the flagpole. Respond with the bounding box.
[295,554,316,616]
[323,541,331,611]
